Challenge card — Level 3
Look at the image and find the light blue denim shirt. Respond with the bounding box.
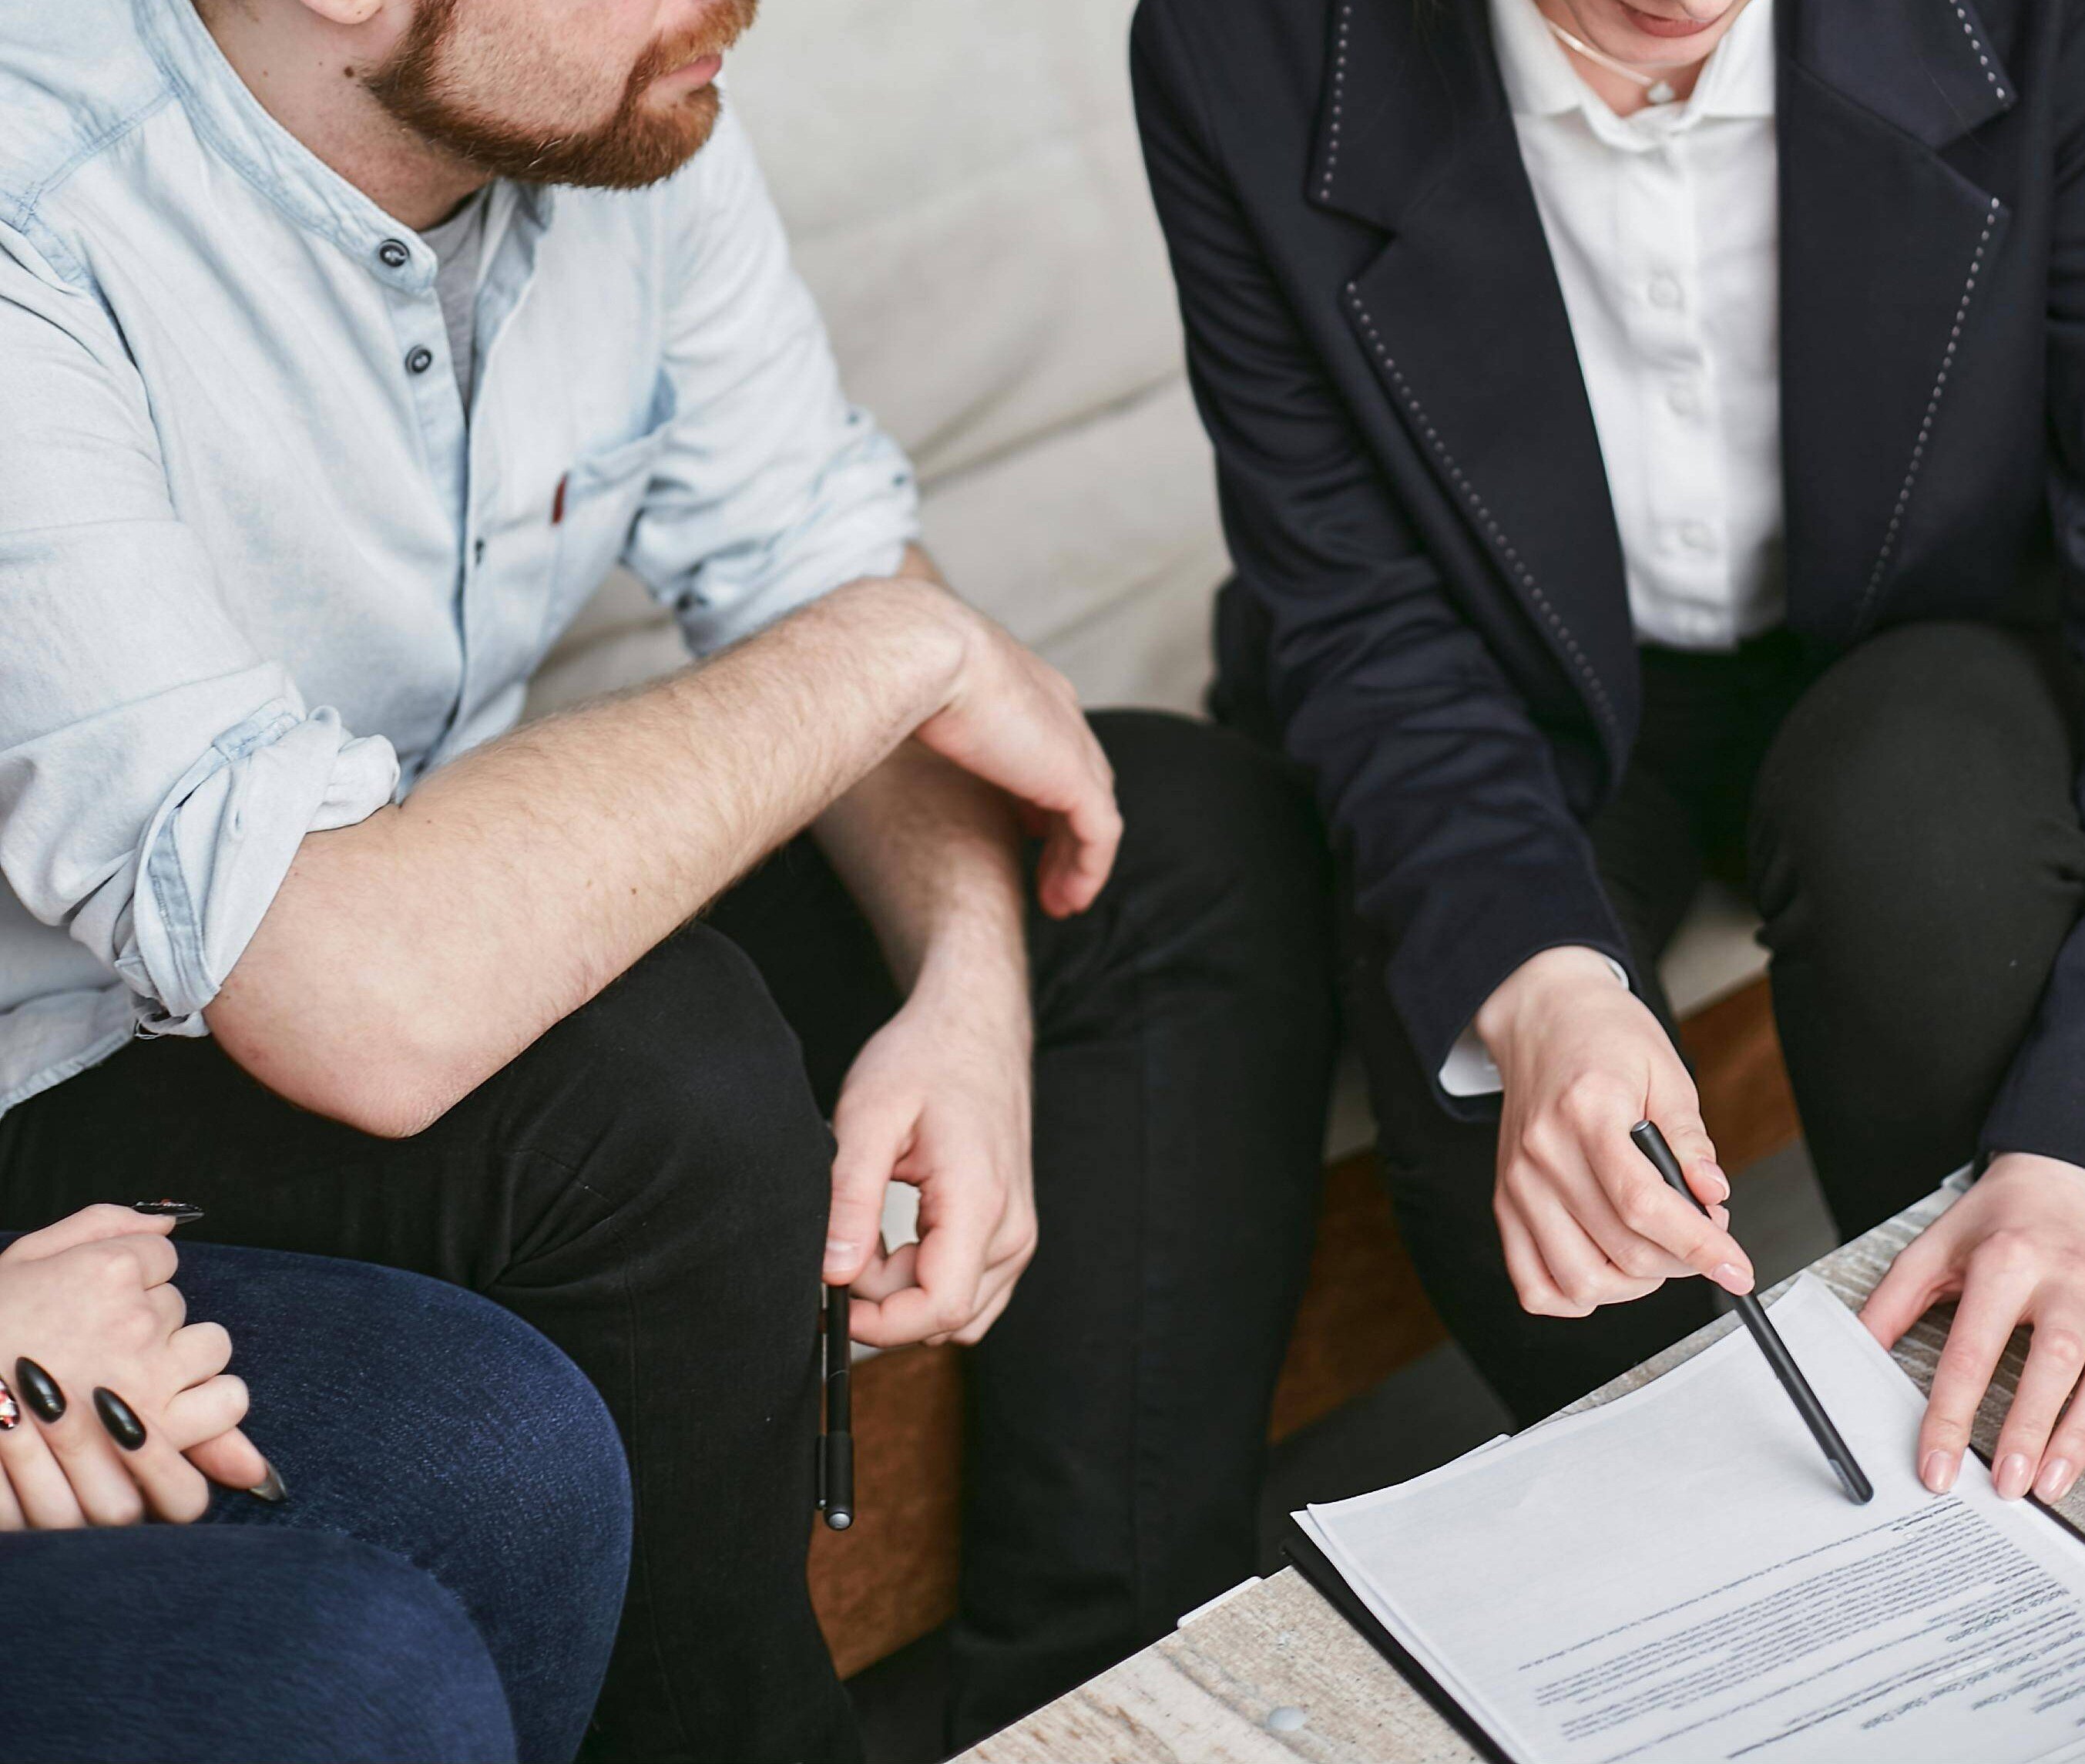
[0,0,920,1116]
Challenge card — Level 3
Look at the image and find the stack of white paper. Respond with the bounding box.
[1298,1277,2085,1762]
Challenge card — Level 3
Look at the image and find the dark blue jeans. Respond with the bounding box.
[0,1241,631,1764]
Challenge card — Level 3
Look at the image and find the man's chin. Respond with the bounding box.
[468,87,724,190]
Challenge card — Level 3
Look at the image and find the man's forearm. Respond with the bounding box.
[814,740,1030,1014]
[209,576,969,1136]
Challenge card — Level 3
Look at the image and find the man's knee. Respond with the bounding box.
[1086,709,1333,979]
[511,923,833,1245]
[1749,621,2074,928]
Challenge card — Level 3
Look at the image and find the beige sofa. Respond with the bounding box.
[525,0,1788,1675]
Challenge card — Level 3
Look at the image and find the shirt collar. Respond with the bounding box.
[133,0,552,284]
[1491,0,1775,134]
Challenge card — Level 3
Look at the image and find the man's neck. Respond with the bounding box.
[194,0,486,228]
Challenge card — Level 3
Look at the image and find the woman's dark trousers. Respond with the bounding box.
[1325,622,2085,1426]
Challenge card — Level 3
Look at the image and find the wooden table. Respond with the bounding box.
[960,1176,2062,1762]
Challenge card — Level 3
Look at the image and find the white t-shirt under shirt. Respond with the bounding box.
[419,187,490,408]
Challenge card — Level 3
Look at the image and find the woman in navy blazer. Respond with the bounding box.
[1134,0,2085,1503]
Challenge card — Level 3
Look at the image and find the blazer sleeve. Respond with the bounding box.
[1131,0,1635,1116]
[1983,5,2085,1168]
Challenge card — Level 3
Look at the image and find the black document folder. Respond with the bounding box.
[1281,1517,1513,1764]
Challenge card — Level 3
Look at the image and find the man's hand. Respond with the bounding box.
[808,581,1074,1356]
[1478,946,1754,1317]
[826,980,1037,1349]
[1862,1154,2085,1503]
[908,586,1120,920]
[0,1207,267,1527]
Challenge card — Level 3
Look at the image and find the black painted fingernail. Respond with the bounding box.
[247,1462,287,1504]
[14,1359,63,1423]
[92,1388,146,1451]
[0,1376,17,1432]
[129,1200,204,1221]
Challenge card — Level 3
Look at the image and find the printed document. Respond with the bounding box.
[1298,1276,2085,1762]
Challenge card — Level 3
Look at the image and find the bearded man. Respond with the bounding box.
[0,1,1337,1757]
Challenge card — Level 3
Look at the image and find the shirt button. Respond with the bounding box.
[405,345,435,375]
[1681,520,1715,551]
[378,237,411,270]
[1648,274,1684,310]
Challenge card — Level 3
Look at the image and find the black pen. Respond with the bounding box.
[1631,1120,1874,1506]
[818,1282,854,1530]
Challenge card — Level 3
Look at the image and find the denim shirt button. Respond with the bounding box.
[377,237,411,270]
[405,345,435,375]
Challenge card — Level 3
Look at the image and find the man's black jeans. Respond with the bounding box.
[0,709,1338,1762]
[1334,620,2085,1425]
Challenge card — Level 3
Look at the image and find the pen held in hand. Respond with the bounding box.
[1631,1119,1875,1506]
[818,1282,854,1531]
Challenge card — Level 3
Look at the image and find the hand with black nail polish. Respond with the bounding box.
[13,1358,64,1423]
[0,1205,271,1526]
[128,1201,205,1222]
[92,1387,146,1451]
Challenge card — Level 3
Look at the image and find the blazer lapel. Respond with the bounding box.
[1779,0,2015,643]
[1311,0,1637,754]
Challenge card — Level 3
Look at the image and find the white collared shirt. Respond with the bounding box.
[1442,0,1780,1095]
[1489,0,1784,653]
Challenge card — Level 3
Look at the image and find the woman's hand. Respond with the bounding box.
[1479,947,1754,1316]
[1862,1154,2085,1503]
[0,1205,267,1527]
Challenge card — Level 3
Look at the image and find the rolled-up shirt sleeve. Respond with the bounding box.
[623,102,921,656]
[0,231,398,1037]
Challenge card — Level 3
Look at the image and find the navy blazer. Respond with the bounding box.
[1132,0,2085,1156]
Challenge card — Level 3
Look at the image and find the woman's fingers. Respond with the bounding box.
[147,1280,188,1336]
[101,1232,179,1291]
[1919,1255,2038,1492]
[1858,1225,1958,1350]
[0,1440,86,1528]
[159,1375,251,1455]
[168,1320,233,1386]
[0,1206,176,1265]
[1992,1315,2085,1500]
[1586,1134,1753,1293]
[91,1392,214,1524]
[0,1374,89,1530]
[1643,1094,1728,1207]
[183,1423,273,1497]
[1497,1198,1578,1317]
[1516,1181,1660,1313]
[1556,1162,1695,1285]
[2036,1389,2085,1503]
[33,1382,144,1527]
